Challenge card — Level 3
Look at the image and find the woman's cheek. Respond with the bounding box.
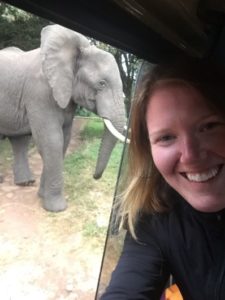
[204,132,225,156]
[151,146,179,175]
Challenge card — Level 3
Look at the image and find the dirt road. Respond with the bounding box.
[0,118,111,300]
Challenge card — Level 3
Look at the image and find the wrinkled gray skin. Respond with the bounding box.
[0,25,126,212]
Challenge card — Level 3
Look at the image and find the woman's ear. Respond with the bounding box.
[40,24,89,109]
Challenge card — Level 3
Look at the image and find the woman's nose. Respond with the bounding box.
[179,136,207,164]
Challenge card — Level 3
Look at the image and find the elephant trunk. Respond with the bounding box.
[93,112,126,179]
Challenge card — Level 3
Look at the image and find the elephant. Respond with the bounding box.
[0,24,127,212]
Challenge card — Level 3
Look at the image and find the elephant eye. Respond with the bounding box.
[98,80,106,89]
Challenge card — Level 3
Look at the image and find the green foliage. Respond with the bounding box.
[0,3,50,50]
[80,118,104,140]
[75,106,93,117]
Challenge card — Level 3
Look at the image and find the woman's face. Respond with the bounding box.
[146,84,225,212]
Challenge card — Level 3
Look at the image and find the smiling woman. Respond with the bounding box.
[147,82,225,213]
[100,57,225,300]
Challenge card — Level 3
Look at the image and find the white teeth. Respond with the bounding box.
[186,166,219,182]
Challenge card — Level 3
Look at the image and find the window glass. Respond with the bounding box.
[95,60,154,298]
[0,3,140,298]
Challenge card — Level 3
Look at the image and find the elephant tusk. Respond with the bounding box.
[103,119,130,143]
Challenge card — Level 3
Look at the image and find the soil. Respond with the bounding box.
[0,118,113,300]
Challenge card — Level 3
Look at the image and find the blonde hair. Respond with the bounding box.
[117,57,225,239]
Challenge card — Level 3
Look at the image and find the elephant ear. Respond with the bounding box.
[40,25,89,108]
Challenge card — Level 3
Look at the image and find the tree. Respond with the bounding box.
[0,2,50,50]
[114,49,141,116]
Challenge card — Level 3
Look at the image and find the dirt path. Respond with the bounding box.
[0,118,110,300]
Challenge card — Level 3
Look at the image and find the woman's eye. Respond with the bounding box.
[200,122,221,132]
[157,135,175,144]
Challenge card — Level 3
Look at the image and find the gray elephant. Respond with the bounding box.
[0,24,127,212]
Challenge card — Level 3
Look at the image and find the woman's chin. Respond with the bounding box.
[186,197,225,213]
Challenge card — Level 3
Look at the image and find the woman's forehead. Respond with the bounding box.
[149,78,194,94]
[146,83,212,119]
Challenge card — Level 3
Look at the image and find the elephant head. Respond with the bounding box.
[40,25,127,178]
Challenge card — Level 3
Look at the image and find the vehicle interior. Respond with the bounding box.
[2,0,225,299]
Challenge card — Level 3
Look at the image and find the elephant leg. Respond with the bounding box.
[33,129,67,212]
[62,105,75,157]
[38,123,72,207]
[63,123,73,157]
[9,135,35,185]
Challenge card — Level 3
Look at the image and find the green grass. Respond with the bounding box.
[80,117,104,140]
[65,118,123,182]
[83,221,107,238]
[64,118,124,241]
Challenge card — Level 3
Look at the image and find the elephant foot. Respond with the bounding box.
[41,195,68,212]
[93,173,102,180]
[15,179,35,186]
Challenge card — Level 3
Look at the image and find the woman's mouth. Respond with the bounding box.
[181,165,223,182]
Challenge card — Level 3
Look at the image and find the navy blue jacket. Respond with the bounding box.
[101,198,225,299]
